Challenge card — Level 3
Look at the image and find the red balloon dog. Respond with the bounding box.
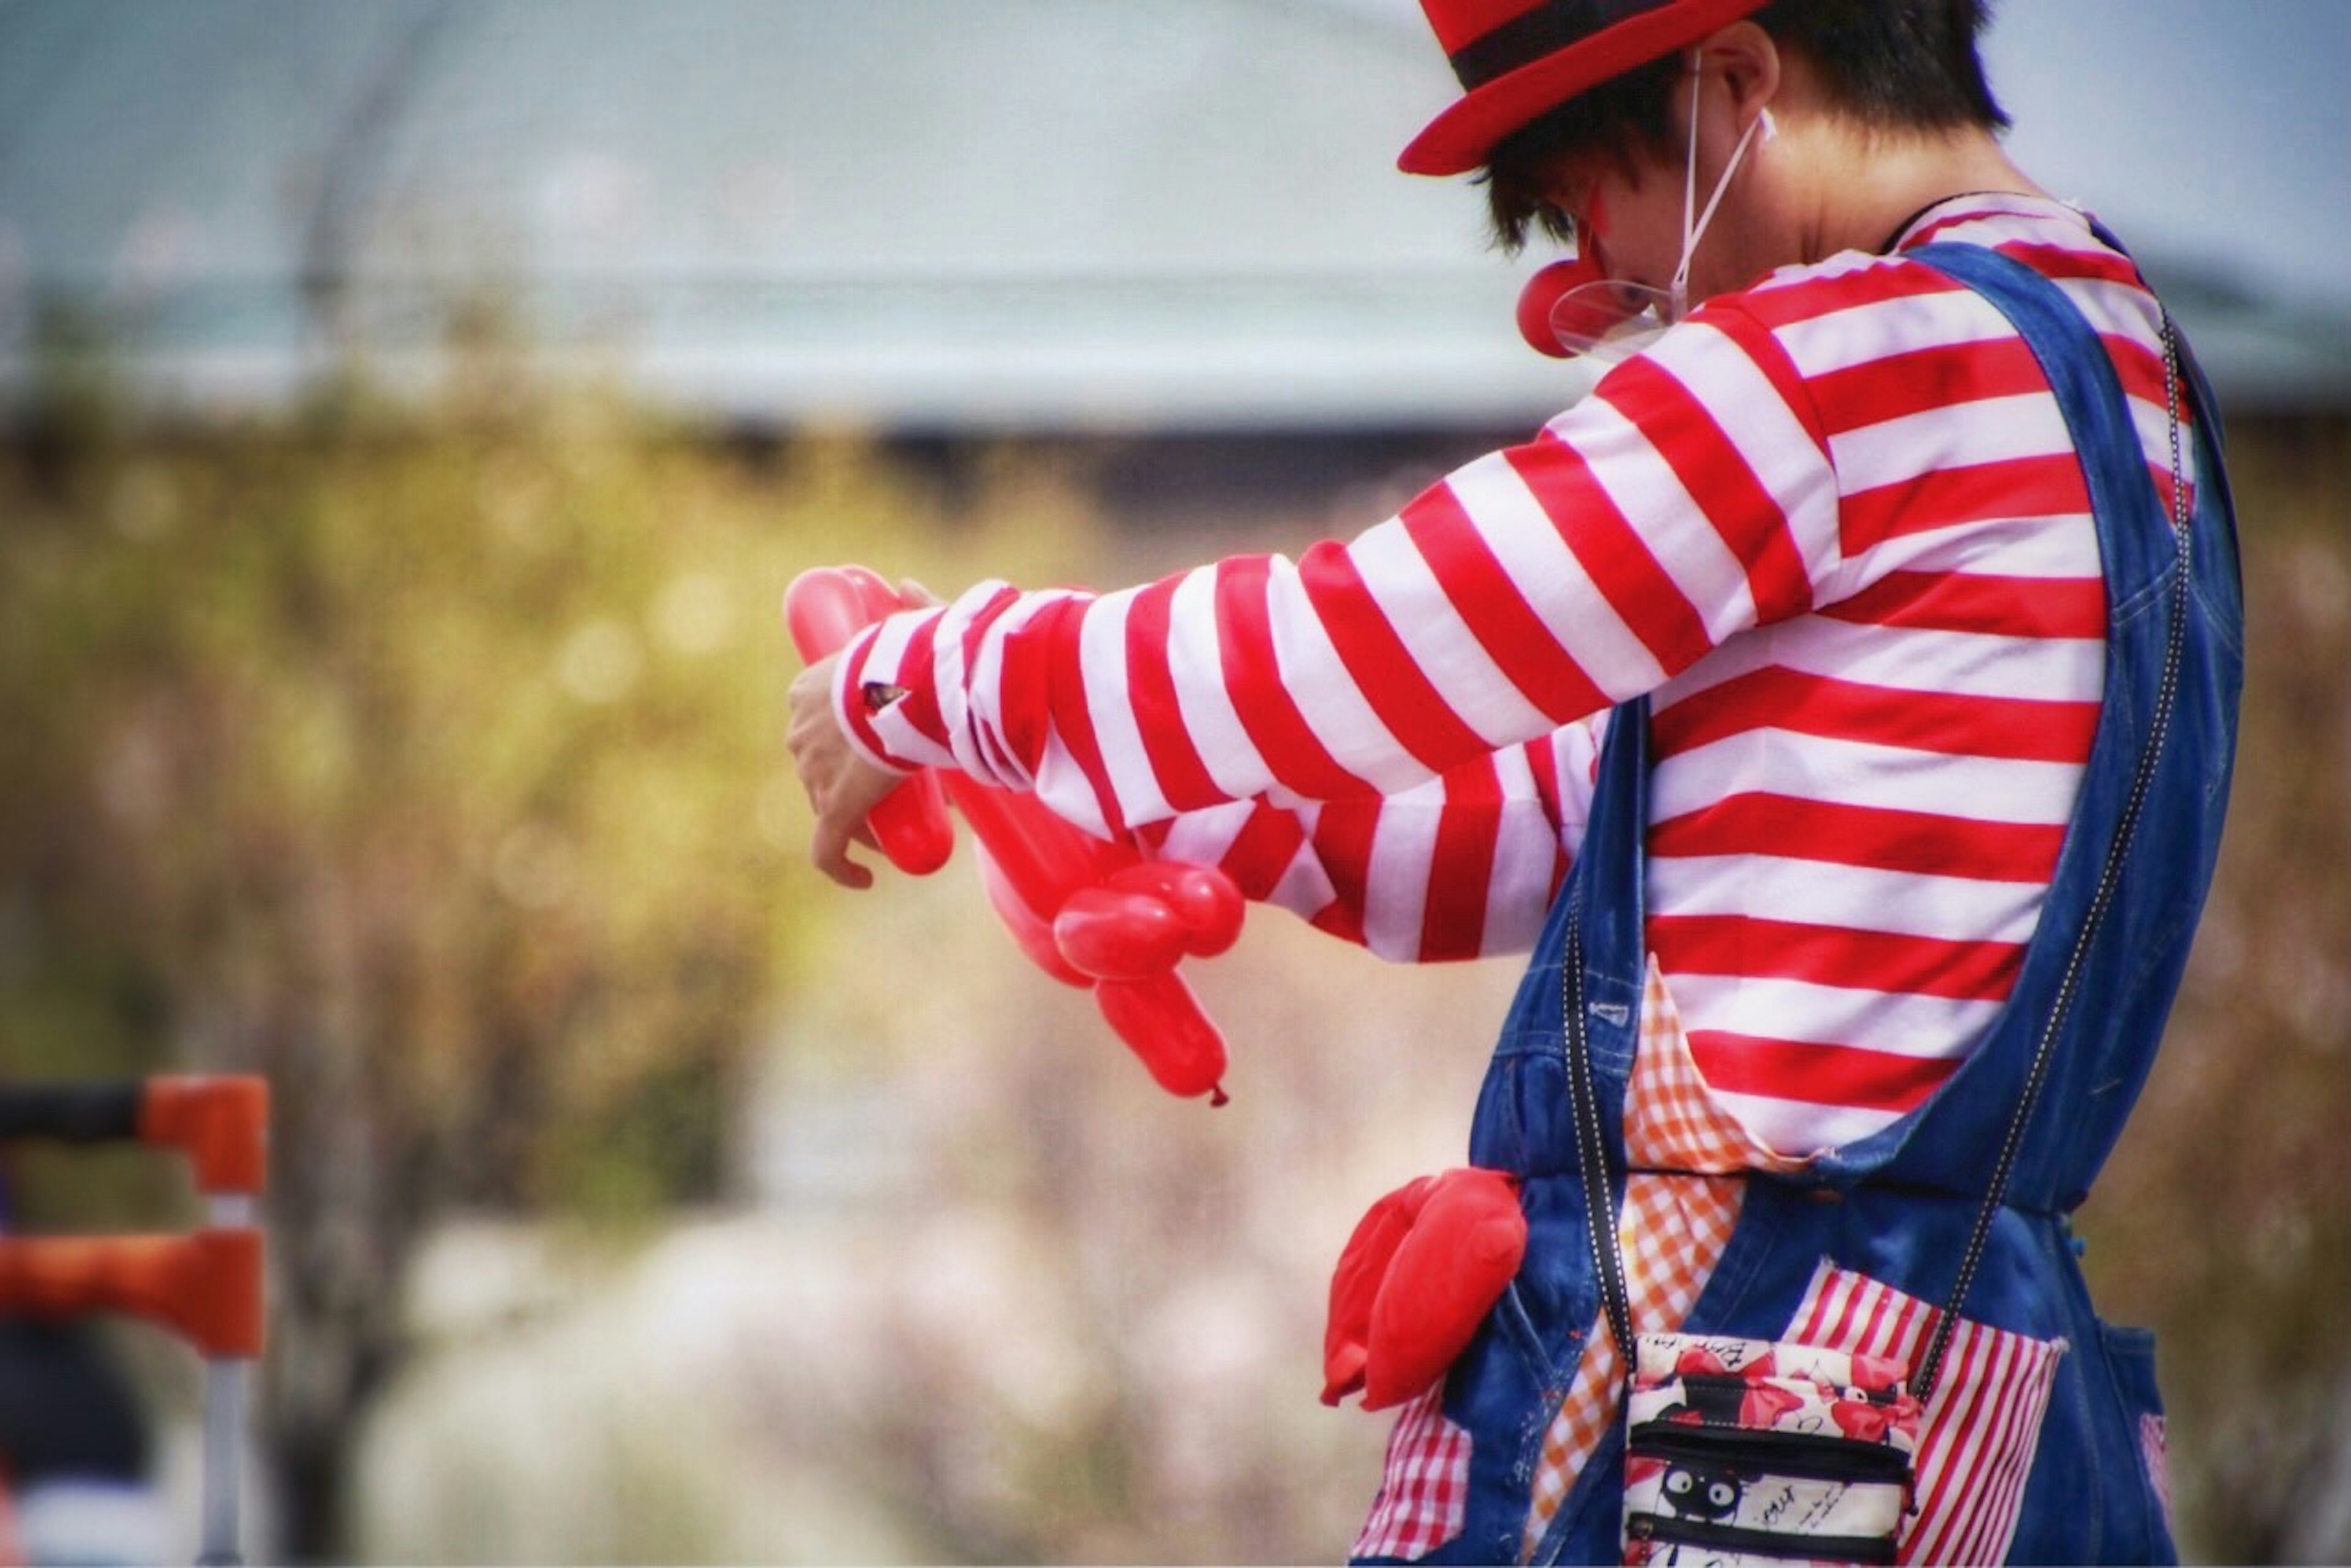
[786,566,1242,1104]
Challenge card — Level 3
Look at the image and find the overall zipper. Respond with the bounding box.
[1561,888,1633,1367]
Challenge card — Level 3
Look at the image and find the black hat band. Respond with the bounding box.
[1448,0,1651,91]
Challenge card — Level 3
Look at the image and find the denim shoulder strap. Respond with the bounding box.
[1909,242,2184,592]
[1894,241,2203,1391]
[1780,238,2224,1195]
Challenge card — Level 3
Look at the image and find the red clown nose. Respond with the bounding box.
[1515,254,1655,361]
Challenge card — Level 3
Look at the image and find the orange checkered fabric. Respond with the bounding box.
[1518,956,1813,1559]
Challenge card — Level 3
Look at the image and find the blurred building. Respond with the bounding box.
[1,0,2344,435]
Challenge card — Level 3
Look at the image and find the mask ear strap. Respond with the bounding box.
[1671,54,1769,318]
[1679,49,1703,281]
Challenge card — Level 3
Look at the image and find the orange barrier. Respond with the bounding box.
[0,1075,268,1196]
[0,1075,268,1351]
[0,1229,263,1359]
[140,1077,269,1197]
[0,1075,269,1565]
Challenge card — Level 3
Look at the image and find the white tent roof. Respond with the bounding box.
[2,0,2342,429]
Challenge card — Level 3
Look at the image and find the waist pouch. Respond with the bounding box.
[1623,1334,1919,1566]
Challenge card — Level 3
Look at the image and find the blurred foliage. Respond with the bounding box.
[0,332,1106,1556]
[2077,413,2351,1564]
[1,315,2342,1564]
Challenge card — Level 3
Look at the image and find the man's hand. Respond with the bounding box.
[784,577,941,890]
[786,652,909,888]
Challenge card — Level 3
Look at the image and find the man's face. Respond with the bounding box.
[1542,149,1683,296]
[1539,69,1772,310]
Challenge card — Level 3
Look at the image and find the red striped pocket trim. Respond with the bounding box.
[1787,1262,2067,1566]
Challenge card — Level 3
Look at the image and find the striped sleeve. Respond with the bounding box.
[1133,719,1600,962]
[837,306,1840,839]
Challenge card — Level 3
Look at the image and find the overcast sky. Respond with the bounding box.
[1986,0,2350,310]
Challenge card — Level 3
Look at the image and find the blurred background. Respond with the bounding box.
[0,1,2344,1562]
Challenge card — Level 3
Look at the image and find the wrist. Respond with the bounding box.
[830,626,914,776]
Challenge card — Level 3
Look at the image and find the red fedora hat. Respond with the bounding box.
[1400,0,1771,176]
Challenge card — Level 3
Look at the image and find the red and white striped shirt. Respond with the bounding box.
[835,195,2192,1157]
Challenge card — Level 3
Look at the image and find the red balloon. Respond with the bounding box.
[782,568,956,876]
[1103,861,1244,956]
[835,565,904,624]
[781,566,868,656]
[939,772,1115,923]
[973,842,1092,989]
[1319,1168,1526,1411]
[786,563,1244,1105]
[1092,972,1229,1104]
[1322,1176,1438,1406]
[1363,1169,1526,1409]
[1053,887,1188,981]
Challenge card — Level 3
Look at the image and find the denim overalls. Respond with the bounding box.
[1378,241,2244,1566]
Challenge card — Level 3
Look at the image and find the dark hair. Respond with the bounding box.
[1482,0,2012,253]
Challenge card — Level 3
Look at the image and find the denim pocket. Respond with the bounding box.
[1494,1278,1563,1389]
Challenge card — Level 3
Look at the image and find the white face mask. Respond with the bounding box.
[1537,59,1771,364]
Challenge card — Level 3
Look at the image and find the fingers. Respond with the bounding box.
[785,583,950,890]
[786,653,912,890]
[810,812,876,890]
[786,653,865,887]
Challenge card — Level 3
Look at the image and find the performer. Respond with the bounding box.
[787,2,2241,1561]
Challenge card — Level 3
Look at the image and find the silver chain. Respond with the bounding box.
[2162,312,2189,537]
